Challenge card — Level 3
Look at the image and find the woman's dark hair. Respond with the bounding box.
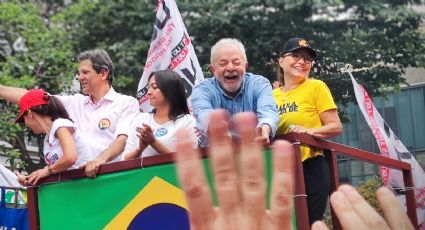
[30,95,72,122]
[148,70,189,120]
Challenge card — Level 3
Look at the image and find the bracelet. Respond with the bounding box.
[47,165,53,175]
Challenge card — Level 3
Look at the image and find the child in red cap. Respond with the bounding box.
[15,89,90,185]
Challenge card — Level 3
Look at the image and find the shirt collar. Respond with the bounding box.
[84,87,117,104]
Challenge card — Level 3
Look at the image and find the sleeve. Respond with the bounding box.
[180,115,198,148]
[191,82,214,146]
[114,96,140,138]
[49,119,77,143]
[55,95,71,105]
[254,77,279,137]
[314,80,337,114]
[122,114,142,157]
[55,95,75,112]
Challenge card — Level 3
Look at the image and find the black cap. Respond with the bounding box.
[280,38,318,59]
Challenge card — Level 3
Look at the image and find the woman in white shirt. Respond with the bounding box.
[124,70,197,159]
[15,89,90,185]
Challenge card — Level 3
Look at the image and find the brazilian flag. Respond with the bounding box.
[37,150,296,229]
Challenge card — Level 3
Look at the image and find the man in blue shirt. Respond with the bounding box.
[191,38,279,147]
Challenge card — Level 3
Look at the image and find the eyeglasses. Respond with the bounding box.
[282,52,314,64]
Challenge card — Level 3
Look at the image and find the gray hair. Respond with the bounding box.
[77,49,115,85]
[210,38,247,63]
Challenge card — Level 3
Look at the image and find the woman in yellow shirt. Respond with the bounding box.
[273,37,342,223]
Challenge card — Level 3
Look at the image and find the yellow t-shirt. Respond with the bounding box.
[273,79,337,161]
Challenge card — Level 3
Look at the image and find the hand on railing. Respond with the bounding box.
[312,184,415,230]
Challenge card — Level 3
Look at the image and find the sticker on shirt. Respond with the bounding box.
[45,153,59,166]
[98,118,111,130]
[155,128,168,137]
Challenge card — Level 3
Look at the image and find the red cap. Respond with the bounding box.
[16,89,49,123]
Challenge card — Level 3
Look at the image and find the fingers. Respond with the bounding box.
[330,185,390,230]
[15,172,28,186]
[208,110,240,214]
[26,174,37,185]
[288,125,307,134]
[26,168,48,185]
[329,190,366,230]
[377,187,415,230]
[270,140,294,229]
[138,124,155,144]
[32,172,44,185]
[85,160,101,178]
[234,112,266,224]
[175,128,215,228]
[194,127,202,138]
[338,185,388,228]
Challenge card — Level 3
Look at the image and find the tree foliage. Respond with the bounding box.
[0,0,424,171]
[53,0,425,117]
[357,176,385,215]
[0,2,75,172]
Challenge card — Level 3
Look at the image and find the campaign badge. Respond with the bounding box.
[155,128,168,137]
[98,118,111,130]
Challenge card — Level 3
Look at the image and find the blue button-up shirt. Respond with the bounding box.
[191,73,279,146]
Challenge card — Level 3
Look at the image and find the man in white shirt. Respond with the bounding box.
[0,49,139,177]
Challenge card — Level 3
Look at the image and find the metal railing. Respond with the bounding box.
[26,133,418,229]
[278,133,418,230]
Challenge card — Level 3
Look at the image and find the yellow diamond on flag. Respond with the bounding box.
[104,176,188,230]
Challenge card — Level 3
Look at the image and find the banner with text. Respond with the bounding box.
[350,74,425,225]
[136,0,204,112]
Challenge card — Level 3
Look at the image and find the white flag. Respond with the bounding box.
[350,74,425,225]
[136,0,204,112]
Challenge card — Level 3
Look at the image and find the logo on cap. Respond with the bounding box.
[98,118,111,130]
[299,39,309,47]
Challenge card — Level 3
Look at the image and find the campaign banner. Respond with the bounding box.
[136,0,204,112]
[0,164,26,204]
[350,74,425,225]
[35,150,296,229]
[0,186,29,230]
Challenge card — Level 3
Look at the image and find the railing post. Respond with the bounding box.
[403,169,419,227]
[27,186,40,230]
[324,149,342,230]
[292,141,310,230]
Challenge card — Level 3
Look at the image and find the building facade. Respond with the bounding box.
[334,69,425,185]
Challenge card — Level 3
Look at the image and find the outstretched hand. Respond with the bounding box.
[312,185,415,230]
[175,110,295,229]
[174,109,415,230]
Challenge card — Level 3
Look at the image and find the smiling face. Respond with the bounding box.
[279,48,312,83]
[210,44,247,97]
[77,59,106,95]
